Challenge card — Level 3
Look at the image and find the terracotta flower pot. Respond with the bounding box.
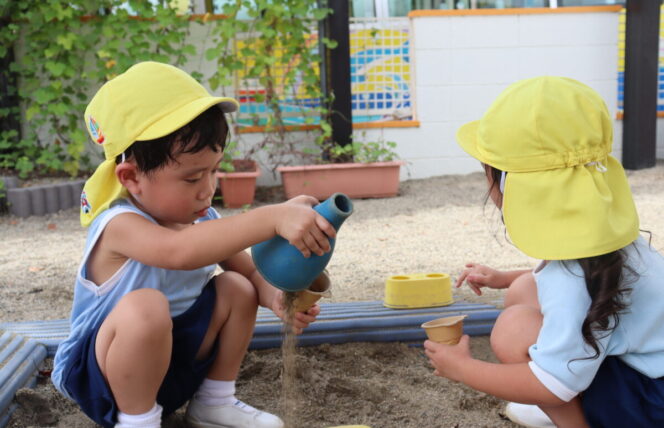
[216,160,261,208]
[277,160,405,200]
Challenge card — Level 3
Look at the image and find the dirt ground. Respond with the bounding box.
[10,339,513,428]
[3,163,664,428]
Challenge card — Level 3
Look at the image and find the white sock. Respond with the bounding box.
[116,403,162,428]
[194,378,237,406]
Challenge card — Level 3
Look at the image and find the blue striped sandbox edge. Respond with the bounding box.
[0,300,499,356]
[0,331,47,428]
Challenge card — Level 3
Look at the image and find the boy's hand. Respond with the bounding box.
[271,289,321,334]
[275,195,336,258]
[455,263,506,295]
[423,336,472,382]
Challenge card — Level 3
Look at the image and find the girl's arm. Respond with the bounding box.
[424,336,567,406]
[455,263,532,295]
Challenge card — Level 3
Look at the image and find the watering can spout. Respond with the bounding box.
[251,193,353,292]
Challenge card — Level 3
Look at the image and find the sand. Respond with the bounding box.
[2,162,664,427]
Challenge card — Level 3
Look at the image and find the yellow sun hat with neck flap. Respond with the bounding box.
[456,76,639,260]
[80,61,239,227]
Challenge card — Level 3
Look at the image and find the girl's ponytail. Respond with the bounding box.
[572,251,634,359]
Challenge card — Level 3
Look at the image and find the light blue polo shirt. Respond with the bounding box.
[52,199,221,398]
[528,236,664,401]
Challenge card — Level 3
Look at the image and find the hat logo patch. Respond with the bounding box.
[80,190,91,214]
[89,116,105,144]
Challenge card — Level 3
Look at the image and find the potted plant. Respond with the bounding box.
[205,1,407,202]
[277,136,405,200]
[216,141,261,209]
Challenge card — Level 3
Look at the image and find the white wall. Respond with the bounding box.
[370,9,623,181]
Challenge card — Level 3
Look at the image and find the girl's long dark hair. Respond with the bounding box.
[572,251,633,359]
[484,164,635,359]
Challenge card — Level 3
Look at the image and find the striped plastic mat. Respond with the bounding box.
[0,332,47,428]
[0,300,499,357]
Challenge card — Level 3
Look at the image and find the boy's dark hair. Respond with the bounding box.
[483,163,637,360]
[116,105,229,173]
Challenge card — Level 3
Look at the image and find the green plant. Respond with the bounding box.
[0,0,339,182]
[322,134,399,164]
[0,0,193,179]
[218,140,242,172]
[205,0,334,170]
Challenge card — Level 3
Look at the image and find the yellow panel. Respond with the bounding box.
[384,273,453,309]
[350,29,409,55]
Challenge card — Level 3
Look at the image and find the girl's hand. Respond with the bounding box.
[271,290,321,335]
[275,196,336,258]
[454,263,506,295]
[423,335,472,382]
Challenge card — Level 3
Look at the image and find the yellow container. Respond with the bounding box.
[383,273,453,309]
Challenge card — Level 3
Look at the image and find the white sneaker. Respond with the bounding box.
[504,402,555,428]
[185,398,284,428]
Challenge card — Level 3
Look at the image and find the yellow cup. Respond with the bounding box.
[292,271,332,313]
[421,315,467,345]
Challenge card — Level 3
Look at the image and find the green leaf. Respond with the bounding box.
[45,61,67,77]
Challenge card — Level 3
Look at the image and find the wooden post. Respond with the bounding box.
[622,0,660,170]
[320,0,353,154]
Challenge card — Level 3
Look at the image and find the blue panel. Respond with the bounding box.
[0,301,500,357]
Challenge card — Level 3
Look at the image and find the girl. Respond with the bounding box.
[424,76,664,428]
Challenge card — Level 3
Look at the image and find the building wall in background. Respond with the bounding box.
[37,6,652,186]
[365,7,625,182]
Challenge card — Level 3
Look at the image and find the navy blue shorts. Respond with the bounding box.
[61,280,219,428]
[583,356,664,428]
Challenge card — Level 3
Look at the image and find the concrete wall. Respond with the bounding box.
[365,7,624,181]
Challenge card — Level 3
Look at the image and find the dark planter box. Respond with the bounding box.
[4,178,86,218]
[0,176,20,213]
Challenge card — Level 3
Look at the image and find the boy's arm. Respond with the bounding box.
[220,250,276,310]
[103,196,335,270]
[424,337,566,406]
[221,250,319,333]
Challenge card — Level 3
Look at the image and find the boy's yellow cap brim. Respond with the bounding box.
[80,62,239,227]
[135,95,237,142]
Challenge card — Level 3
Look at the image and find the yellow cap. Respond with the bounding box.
[456,76,639,260]
[80,61,239,226]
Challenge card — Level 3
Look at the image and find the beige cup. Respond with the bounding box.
[292,271,332,312]
[421,315,467,345]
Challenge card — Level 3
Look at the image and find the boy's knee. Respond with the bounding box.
[116,288,172,333]
[491,304,541,364]
[214,271,258,305]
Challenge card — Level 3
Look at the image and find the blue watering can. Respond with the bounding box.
[251,193,353,292]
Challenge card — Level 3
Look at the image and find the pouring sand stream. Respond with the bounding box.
[280,291,299,428]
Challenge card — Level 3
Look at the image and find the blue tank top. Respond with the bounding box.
[52,199,220,397]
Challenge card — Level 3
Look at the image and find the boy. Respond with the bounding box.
[52,62,336,428]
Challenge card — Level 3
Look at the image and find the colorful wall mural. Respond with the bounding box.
[234,18,413,128]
